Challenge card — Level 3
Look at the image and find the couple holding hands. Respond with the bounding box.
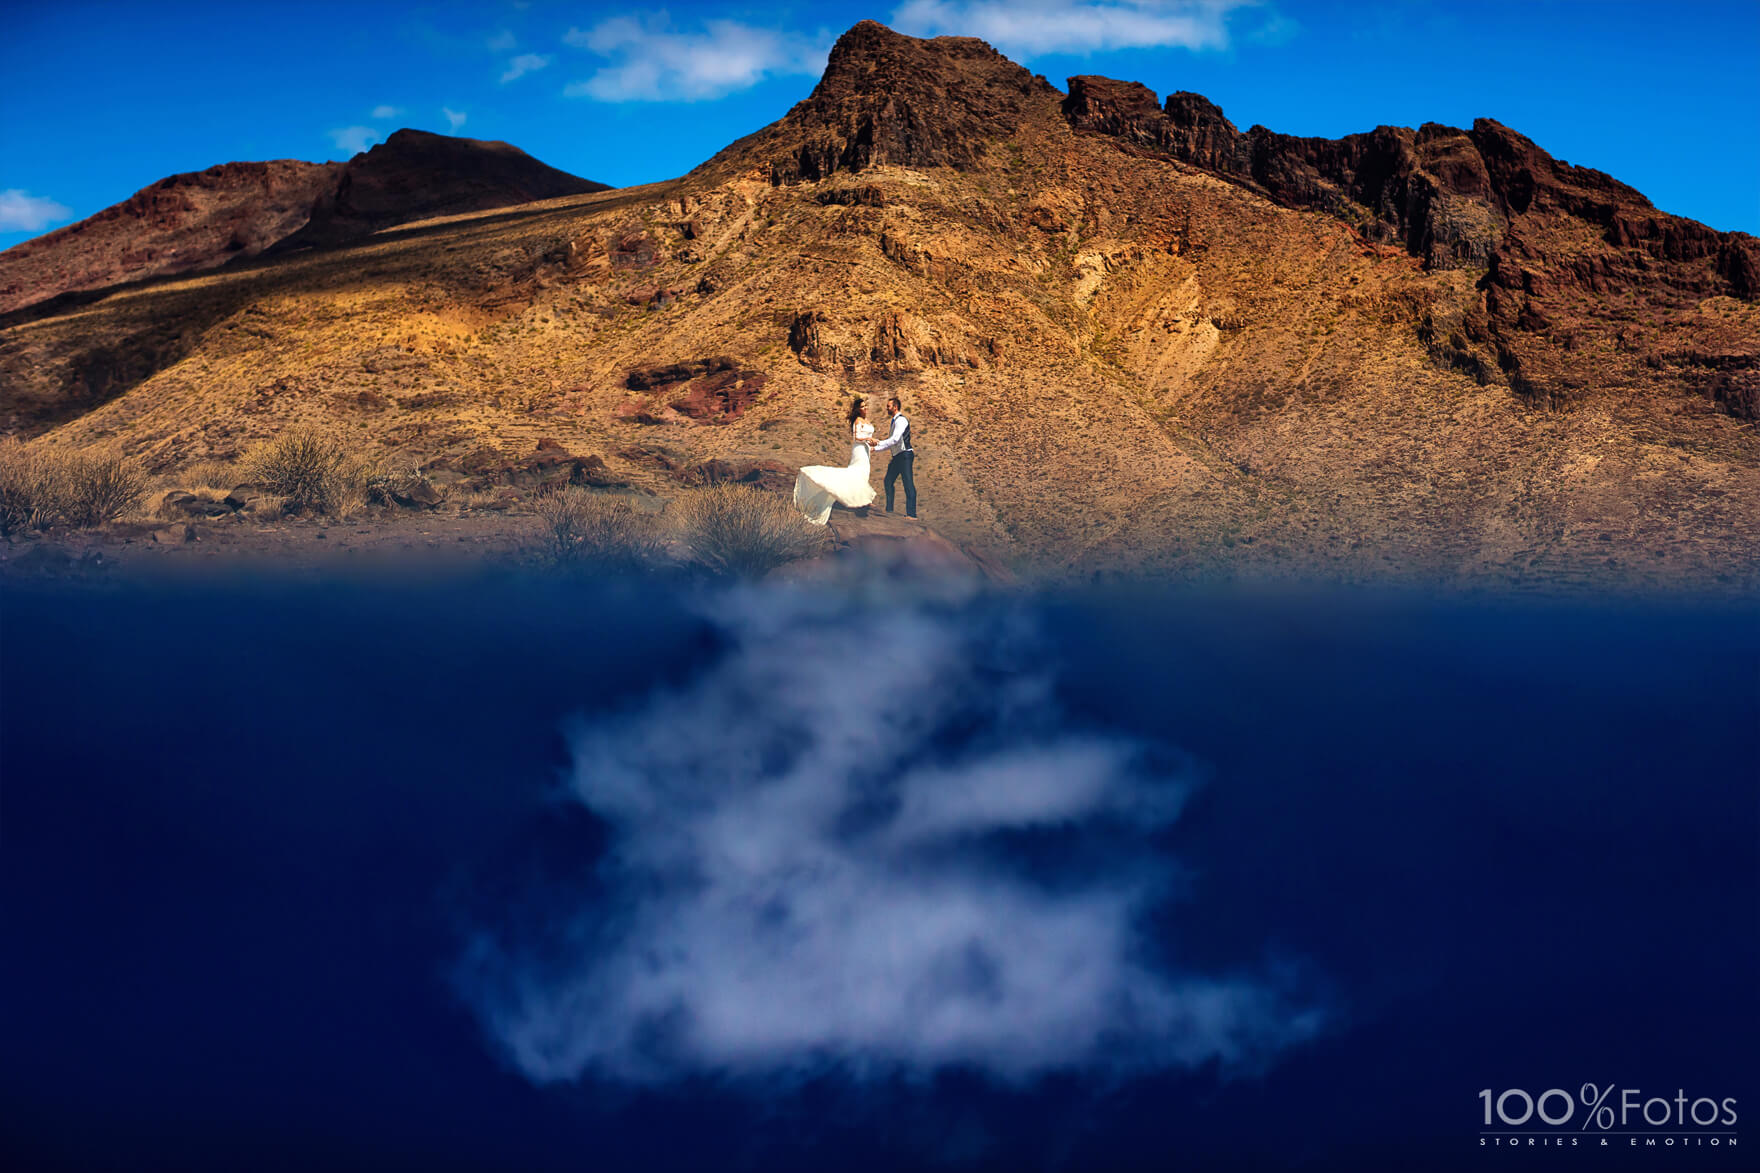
[793,394,917,525]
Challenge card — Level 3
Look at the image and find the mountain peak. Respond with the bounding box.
[366,128,530,163]
[271,132,607,251]
[816,19,1007,86]
[747,21,1060,185]
[0,134,608,316]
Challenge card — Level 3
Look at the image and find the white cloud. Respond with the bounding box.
[327,126,379,156]
[458,588,1323,1086]
[442,107,467,133]
[370,104,403,119]
[890,0,1256,57]
[562,15,830,102]
[486,28,517,52]
[0,189,73,232]
[500,52,551,83]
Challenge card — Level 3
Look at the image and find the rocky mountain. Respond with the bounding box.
[0,132,607,315]
[1062,76,1759,417]
[269,129,610,253]
[0,160,341,316]
[2,20,1754,587]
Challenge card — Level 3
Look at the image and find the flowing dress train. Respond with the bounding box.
[794,420,877,525]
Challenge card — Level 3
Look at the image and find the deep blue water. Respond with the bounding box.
[1,573,1755,1171]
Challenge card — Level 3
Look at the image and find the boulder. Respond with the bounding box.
[625,356,739,391]
[160,490,233,519]
[684,460,796,493]
[390,478,444,509]
[222,483,271,512]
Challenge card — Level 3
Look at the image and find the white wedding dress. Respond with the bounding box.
[794,420,877,525]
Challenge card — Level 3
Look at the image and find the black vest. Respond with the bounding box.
[896,415,913,454]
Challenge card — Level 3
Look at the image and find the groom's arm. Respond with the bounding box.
[872,415,907,453]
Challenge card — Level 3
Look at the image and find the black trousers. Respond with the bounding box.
[883,451,917,517]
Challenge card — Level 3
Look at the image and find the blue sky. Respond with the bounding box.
[3,0,1757,251]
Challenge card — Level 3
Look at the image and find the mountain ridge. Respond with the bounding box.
[0,131,608,316]
[2,20,1754,587]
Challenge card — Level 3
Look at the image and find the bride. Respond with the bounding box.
[793,396,877,525]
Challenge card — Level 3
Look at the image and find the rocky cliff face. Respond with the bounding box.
[0,160,342,315]
[1062,76,1760,417]
[710,20,1061,185]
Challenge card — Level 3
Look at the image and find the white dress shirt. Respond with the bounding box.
[872,413,911,454]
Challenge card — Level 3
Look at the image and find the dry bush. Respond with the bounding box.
[242,430,376,517]
[673,482,827,577]
[0,438,146,532]
[253,493,290,518]
[454,488,505,512]
[0,438,54,534]
[243,431,344,512]
[60,450,149,527]
[535,487,664,572]
[177,458,242,493]
[324,460,371,522]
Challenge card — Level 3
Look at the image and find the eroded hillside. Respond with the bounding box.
[2,20,1755,586]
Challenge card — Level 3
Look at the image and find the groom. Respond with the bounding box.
[871,394,917,518]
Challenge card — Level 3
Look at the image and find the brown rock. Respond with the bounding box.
[610,226,659,269]
[1062,76,1758,417]
[160,490,233,519]
[814,185,886,207]
[669,369,768,422]
[760,20,1060,186]
[626,356,739,390]
[682,460,797,492]
[222,484,271,512]
[390,479,444,509]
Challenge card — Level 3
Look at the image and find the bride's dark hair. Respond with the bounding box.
[846,396,865,425]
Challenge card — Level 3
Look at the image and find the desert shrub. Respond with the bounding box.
[673,482,827,577]
[333,470,369,520]
[0,438,56,534]
[176,458,242,493]
[535,487,663,572]
[243,431,344,512]
[242,430,376,516]
[59,450,149,527]
[0,439,146,532]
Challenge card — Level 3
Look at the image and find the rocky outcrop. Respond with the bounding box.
[814,184,887,207]
[788,309,994,373]
[621,357,768,423]
[1064,76,1760,417]
[430,442,624,493]
[618,447,795,492]
[609,225,659,269]
[1063,77,1175,153]
[775,510,1014,587]
[756,20,1060,186]
[1068,78,1505,270]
